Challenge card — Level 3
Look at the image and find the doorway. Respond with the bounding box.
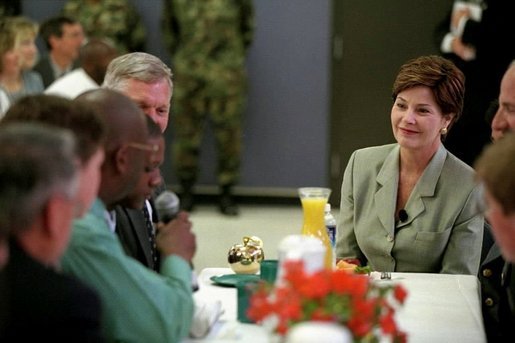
[329,0,452,205]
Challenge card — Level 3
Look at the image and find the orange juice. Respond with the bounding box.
[301,197,333,269]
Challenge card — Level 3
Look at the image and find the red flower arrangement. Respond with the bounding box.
[247,260,408,342]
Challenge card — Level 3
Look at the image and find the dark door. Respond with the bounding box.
[329,0,452,205]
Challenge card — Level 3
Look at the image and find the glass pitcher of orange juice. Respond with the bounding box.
[298,187,333,269]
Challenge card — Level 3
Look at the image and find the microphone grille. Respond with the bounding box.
[155,191,180,222]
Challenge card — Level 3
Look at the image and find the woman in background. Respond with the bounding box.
[0,16,43,104]
[336,55,484,275]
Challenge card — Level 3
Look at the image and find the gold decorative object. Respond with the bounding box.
[228,236,264,274]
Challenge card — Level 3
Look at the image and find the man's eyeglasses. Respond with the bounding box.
[127,142,159,152]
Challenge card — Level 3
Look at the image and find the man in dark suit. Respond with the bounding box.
[475,132,515,341]
[34,16,84,88]
[0,123,103,341]
[115,117,165,271]
[478,61,515,342]
[103,53,173,270]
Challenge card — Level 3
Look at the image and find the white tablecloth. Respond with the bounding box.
[389,272,486,343]
[185,268,486,343]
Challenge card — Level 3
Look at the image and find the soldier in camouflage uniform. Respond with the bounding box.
[62,0,146,54]
[163,0,254,216]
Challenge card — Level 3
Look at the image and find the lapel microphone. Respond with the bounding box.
[399,209,408,222]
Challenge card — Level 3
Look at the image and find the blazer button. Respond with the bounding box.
[386,234,394,242]
[482,268,493,278]
[484,298,494,307]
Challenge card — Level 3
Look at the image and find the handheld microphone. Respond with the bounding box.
[154,190,199,291]
[155,191,180,223]
[399,209,408,222]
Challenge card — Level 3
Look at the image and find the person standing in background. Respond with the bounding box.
[434,0,515,166]
[0,17,43,104]
[33,16,84,88]
[62,0,146,54]
[162,0,255,215]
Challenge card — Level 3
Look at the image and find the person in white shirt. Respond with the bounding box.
[33,16,84,88]
[45,38,118,99]
[0,89,10,118]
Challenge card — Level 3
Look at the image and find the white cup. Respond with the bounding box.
[285,322,352,343]
[276,235,326,285]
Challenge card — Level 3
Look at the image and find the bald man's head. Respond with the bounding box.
[74,89,150,208]
[79,38,118,85]
[492,62,515,141]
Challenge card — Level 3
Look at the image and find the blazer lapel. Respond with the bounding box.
[127,208,154,267]
[484,239,503,264]
[375,146,400,233]
[399,145,447,228]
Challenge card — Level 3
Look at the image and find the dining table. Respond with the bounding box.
[184,267,487,343]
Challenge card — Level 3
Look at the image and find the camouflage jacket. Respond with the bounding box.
[62,0,146,53]
[162,0,254,73]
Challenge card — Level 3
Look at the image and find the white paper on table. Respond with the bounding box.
[189,295,224,338]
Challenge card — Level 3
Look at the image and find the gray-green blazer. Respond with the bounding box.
[336,143,484,275]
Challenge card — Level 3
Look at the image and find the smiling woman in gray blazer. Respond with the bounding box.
[336,55,484,275]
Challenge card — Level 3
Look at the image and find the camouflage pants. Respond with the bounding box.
[172,84,246,187]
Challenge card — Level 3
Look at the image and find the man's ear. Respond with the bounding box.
[48,35,59,49]
[41,195,67,239]
[445,114,454,127]
[114,145,130,175]
[40,194,75,265]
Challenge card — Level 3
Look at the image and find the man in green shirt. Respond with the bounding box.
[61,89,196,342]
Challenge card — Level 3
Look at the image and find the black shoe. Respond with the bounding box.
[219,193,239,216]
[180,191,195,212]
